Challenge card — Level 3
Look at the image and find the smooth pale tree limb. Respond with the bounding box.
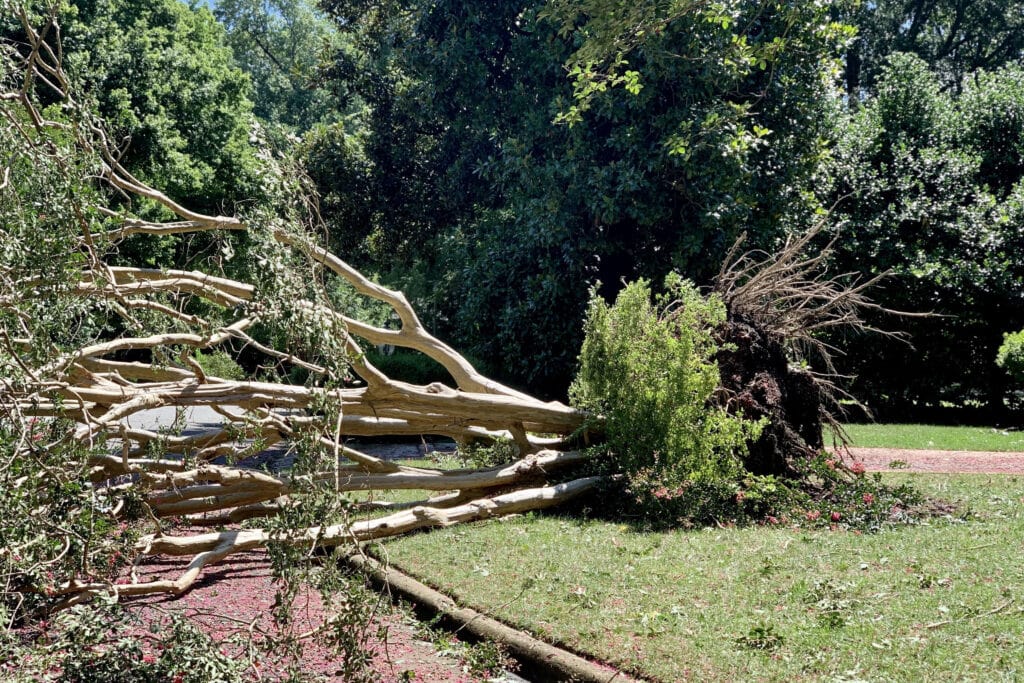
[1,17,603,610]
[119,478,602,598]
[144,450,589,517]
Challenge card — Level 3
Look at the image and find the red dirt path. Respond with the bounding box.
[843,447,1024,474]
[127,552,478,682]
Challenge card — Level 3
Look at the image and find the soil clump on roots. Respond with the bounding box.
[715,316,825,478]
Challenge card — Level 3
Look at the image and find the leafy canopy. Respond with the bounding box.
[826,52,1024,411]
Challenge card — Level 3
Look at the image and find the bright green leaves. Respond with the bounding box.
[571,275,762,492]
[0,100,111,375]
[555,58,643,126]
[997,330,1024,386]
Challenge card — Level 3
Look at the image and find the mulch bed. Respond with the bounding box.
[125,551,479,682]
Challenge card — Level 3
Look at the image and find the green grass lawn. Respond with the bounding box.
[377,473,1024,682]
[838,423,1024,452]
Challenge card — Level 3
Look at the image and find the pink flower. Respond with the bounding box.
[652,486,670,499]
[862,492,875,504]
[142,654,156,665]
[851,461,866,475]
[805,510,821,521]
[824,459,836,469]
[766,515,779,525]
[830,511,841,522]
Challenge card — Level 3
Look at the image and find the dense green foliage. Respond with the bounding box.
[571,275,759,487]
[570,275,760,524]
[15,0,1014,409]
[826,53,1024,414]
[305,0,846,394]
[296,0,1024,411]
[2,0,264,273]
[997,330,1024,385]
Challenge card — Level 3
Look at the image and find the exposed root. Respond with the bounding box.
[714,223,923,466]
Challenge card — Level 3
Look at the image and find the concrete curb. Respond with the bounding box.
[345,553,642,683]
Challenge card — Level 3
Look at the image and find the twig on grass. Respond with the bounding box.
[924,597,1014,630]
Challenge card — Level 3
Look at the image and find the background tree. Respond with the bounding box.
[59,0,258,212]
[844,0,1024,98]
[213,0,344,132]
[825,53,1024,417]
[312,0,850,396]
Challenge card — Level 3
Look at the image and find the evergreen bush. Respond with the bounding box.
[571,275,763,522]
[996,329,1024,384]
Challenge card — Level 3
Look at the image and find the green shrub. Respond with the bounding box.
[365,348,452,385]
[570,274,763,521]
[996,329,1024,384]
[194,350,246,381]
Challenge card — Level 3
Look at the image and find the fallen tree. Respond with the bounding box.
[1,4,921,641]
[0,8,940,683]
[0,6,599,615]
